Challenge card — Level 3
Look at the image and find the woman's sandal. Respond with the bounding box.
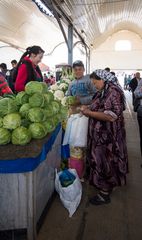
[89,192,111,205]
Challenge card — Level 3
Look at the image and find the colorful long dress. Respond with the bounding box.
[87,82,128,191]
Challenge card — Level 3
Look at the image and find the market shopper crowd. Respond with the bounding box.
[0,45,142,206]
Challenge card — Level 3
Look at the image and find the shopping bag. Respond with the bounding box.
[55,168,82,217]
[69,115,88,147]
[63,114,88,147]
[62,114,77,145]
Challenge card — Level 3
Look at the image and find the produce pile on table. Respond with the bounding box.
[49,76,76,130]
[0,81,70,146]
[50,78,75,106]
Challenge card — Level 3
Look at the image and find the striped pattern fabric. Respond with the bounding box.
[0,74,12,96]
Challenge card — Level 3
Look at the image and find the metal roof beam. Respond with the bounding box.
[41,0,89,50]
[41,0,70,50]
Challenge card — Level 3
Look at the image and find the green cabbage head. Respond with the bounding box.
[44,106,54,118]
[28,108,46,123]
[40,82,48,93]
[29,93,45,107]
[44,92,54,104]
[19,103,30,118]
[43,119,56,133]
[3,113,21,130]
[12,126,32,145]
[52,115,60,127]
[51,101,60,114]
[16,91,29,106]
[29,123,47,139]
[0,128,11,145]
[25,81,46,95]
[0,98,18,117]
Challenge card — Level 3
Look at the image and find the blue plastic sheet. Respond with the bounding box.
[61,130,70,159]
[0,124,61,174]
[59,169,76,187]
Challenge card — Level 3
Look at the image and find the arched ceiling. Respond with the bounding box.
[0,0,142,52]
[0,0,65,53]
[55,0,142,48]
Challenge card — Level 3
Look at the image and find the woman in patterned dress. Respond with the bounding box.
[81,69,128,205]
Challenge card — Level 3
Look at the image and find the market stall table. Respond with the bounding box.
[0,124,62,240]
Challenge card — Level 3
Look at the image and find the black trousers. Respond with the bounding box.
[137,115,142,156]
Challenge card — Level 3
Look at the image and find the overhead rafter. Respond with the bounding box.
[70,0,128,6]
[41,0,90,50]
[33,0,90,70]
[41,0,71,50]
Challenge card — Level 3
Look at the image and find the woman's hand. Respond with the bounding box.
[80,105,91,117]
[81,107,117,121]
[80,105,88,111]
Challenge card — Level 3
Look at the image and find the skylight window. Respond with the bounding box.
[115,40,131,51]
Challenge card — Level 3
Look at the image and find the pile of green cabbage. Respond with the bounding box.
[0,81,68,146]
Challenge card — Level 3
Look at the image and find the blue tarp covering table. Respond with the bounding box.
[0,124,61,174]
[0,124,62,240]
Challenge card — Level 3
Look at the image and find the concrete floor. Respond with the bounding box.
[38,91,142,240]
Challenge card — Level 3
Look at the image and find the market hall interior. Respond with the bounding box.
[0,0,142,240]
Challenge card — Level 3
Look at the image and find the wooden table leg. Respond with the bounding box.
[27,172,37,240]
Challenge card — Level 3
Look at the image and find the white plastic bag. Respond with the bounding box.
[63,114,88,147]
[62,114,77,146]
[55,168,82,217]
[70,115,88,147]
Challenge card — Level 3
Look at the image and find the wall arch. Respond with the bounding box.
[91,30,142,70]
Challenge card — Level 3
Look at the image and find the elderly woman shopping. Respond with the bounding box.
[81,69,128,205]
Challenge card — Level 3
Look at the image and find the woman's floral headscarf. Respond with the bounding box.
[93,69,126,110]
[94,69,116,82]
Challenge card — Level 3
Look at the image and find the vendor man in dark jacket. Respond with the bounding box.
[129,72,141,104]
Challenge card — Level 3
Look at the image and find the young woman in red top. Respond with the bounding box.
[15,46,44,92]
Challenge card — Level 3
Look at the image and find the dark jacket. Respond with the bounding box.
[15,57,43,92]
[129,77,139,92]
[129,77,140,105]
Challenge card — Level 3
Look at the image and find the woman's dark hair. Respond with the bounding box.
[90,72,101,80]
[13,46,44,84]
[17,46,44,68]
